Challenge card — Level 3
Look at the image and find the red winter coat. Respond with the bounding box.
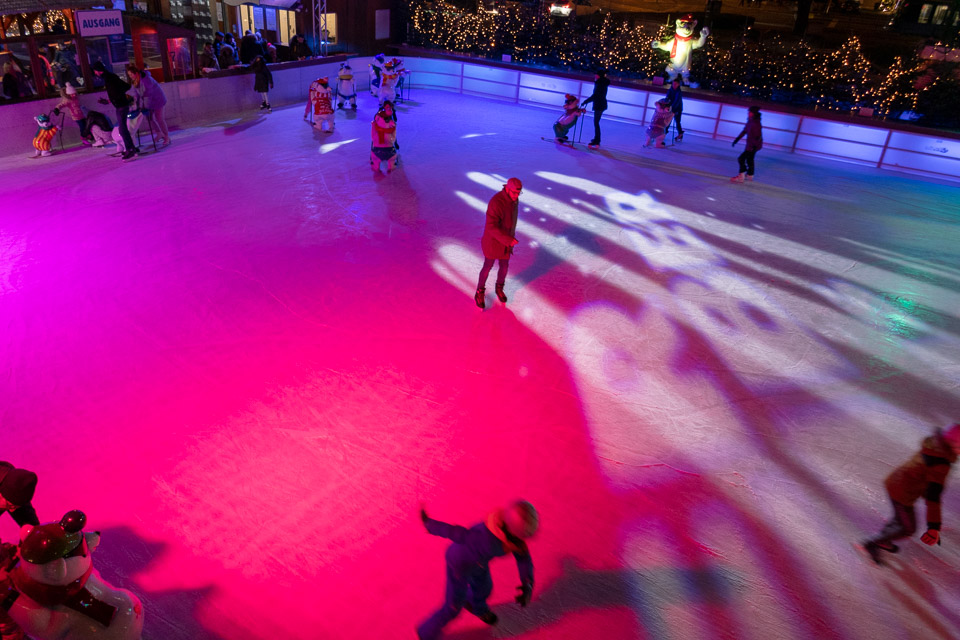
[480,189,518,260]
[885,432,956,529]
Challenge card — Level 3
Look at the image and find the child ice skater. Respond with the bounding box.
[53,84,88,143]
[644,100,674,148]
[370,100,398,173]
[730,105,763,182]
[252,55,273,112]
[417,500,538,640]
[552,94,583,143]
[863,423,960,564]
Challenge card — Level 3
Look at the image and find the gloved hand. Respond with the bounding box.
[731,141,736,147]
[921,529,941,546]
[52,107,61,116]
[515,583,532,607]
[420,505,429,525]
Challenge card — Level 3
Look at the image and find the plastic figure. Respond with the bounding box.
[336,63,357,110]
[1,511,144,640]
[652,14,709,84]
[311,77,335,133]
[31,114,57,158]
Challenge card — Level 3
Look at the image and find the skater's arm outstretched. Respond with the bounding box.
[420,507,470,543]
[513,548,534,607]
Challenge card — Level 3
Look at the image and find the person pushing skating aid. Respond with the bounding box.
[863,423,960,564]
[416,500,538,639]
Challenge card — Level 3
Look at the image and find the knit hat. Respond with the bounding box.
[91,60,106,73]
[505,177,523,191]
[942,424,960,453]
[0,466,37,506]
[64,83,76,95]
[502,500,539,539]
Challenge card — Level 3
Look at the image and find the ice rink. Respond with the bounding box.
[2,88,960,640]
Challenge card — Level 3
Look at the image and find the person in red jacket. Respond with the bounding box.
[475,178,522,309]
[863,423,960,564]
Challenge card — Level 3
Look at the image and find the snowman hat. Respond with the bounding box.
[318,76,329,86]
[35,114,50,124]
[340,62,352,70]
[564,93,577,102]
[19,510,87,565]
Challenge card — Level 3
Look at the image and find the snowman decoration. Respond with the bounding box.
[651,14,710,85]
[1,511,144,640]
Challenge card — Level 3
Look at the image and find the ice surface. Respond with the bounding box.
[2,89,960,640]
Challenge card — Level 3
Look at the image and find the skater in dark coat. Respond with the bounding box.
[252,56,273,111]
[475,178,522,309]
[664,79,684,141]
[417,501,538,640]
[581,69,610,148]
[92,60,137,159]
[730,105,763,182]
[863,424,960,563]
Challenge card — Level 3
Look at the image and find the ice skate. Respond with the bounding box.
[266,103,272,112]
[260,102,268,110]
[495,283,507,303]
[464,602,498,625]
[730,173,745,183]
[588,140,600,149]
[474,287,486,309]
[676,132,684,142]
[745,174,754,181]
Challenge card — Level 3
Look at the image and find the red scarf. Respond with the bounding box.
[671,33,694,58]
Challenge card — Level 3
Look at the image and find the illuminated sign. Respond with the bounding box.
[76,10,124,36]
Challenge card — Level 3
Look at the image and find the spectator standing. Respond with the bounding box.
[239,30,264,65]
[199,42,220,74]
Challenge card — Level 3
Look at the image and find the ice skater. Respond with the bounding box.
[52,84,88,143]
[863,423,960,564]
[552,94,584,143]
[664,78,684,141]
[730,105,763,182]
[416,500,538,640]
[475,178,522,309]
[643,100,674,148]
[581,69,609,149]
[370,100,397,173]
[252,55,273,112]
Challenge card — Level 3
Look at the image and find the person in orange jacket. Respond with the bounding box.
[864,423,960,563]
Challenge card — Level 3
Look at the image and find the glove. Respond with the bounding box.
[419,505,429,525]
[509,237,519,247]
[921,529,941,546]
[731,141,736,147]
[515,583,532,607]
[52,107,61,116]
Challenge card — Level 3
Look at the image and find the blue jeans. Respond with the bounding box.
[417,565,494,640]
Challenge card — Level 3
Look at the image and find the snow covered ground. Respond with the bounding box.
[2,88,960,640]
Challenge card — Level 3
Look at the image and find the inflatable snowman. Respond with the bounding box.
[652,14,709,84]
[1,511,144,640]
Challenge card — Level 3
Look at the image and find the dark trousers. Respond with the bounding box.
[871,499,917,545]
[673,110,683,135]
[115,105,135,151]
[478,258,509,289]
[75,116,87,137]
[591,109,605,143]
[738,149,757,176]
[417,566,494,640]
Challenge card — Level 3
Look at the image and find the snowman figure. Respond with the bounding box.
[1,511,144,640]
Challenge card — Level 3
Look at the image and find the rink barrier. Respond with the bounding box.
[0,56,349,160]
[395,54,960,182]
